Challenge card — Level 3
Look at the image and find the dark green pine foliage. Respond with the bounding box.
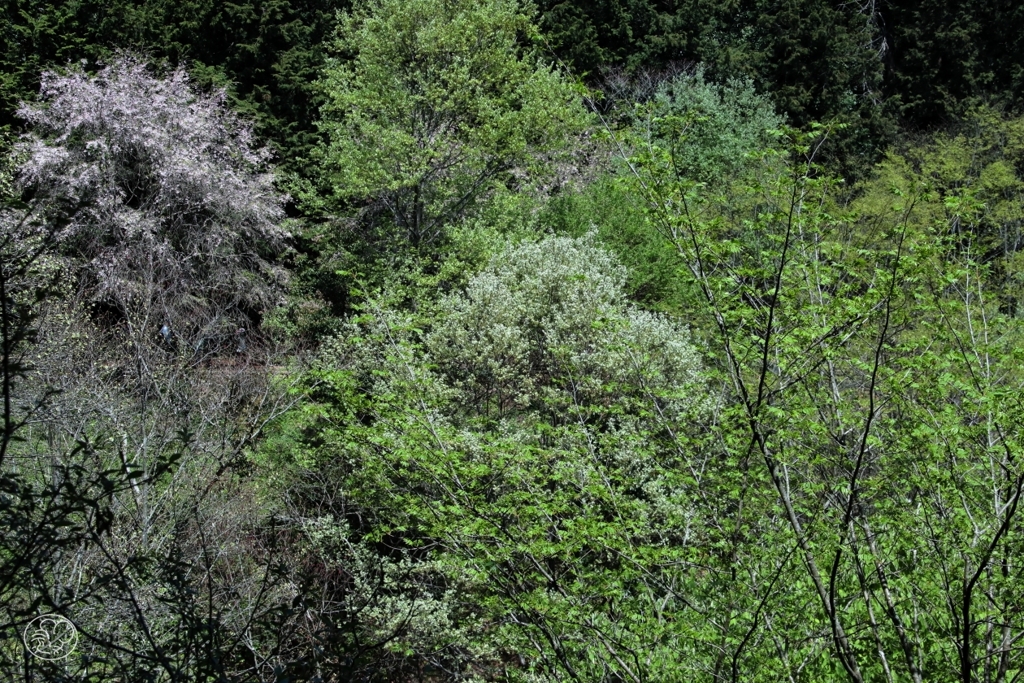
[536,0,892,172]
[535,0,1024,152]
[735,0,891,171]
[0,0,343,170]
[533,0,658,77]
[882,0,1024,127]
[544,0,888,133]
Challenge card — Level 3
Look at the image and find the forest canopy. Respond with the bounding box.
[2,0,1024,681]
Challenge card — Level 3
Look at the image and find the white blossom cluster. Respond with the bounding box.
[427,232,708,420]
[14,54,290,342]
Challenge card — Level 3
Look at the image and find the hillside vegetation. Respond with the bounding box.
[2,0,1024,681]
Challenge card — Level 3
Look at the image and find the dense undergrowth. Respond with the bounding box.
[2,0,1024,681]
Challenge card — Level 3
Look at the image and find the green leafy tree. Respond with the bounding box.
[256,233,725,680]
[620,101,1024,681]
[544,69,781,315]
[313,0,590,248]
[855,107,1024,315]
[640,66,783,185]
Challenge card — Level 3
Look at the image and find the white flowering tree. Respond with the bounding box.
[255,233,716,679]
[0,56,312,681]
[15,54,291,357]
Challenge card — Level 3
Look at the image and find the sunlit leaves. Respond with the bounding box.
[314,0,590,247]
